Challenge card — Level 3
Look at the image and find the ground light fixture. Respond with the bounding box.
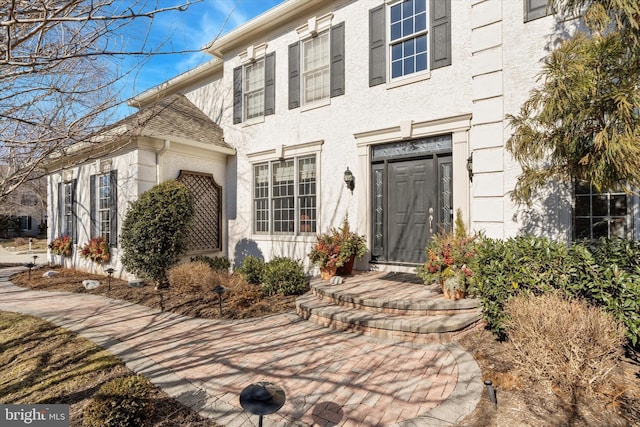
[32,255,38,264]
[24,262,35,280]
[344,167,354,193]
[240,382,286,427]
[105,268,115,291]
[212,285,226,317]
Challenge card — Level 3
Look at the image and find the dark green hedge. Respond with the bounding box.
[475,236,640,346]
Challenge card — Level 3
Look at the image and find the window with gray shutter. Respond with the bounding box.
[369,5,386,86]
[525,0,550,22]
[233,66,242,124]
[330,22,345,97]
[430,0,451,70]
[265,52,276,115]
[288,42,300,109]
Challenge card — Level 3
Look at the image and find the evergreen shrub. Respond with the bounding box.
[261,257,308,296]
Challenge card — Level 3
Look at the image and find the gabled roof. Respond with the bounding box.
[45,94,233,172]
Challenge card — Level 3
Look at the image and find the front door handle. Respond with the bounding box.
[429,208,434,233]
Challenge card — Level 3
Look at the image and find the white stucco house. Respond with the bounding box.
[45,0,637,278]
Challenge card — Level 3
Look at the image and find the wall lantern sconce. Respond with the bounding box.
[344,167,355,193]
[466,153,473,182]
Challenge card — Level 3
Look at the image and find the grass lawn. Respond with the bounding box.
[0,237,48,252]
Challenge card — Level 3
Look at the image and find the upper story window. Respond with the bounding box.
[573,181,633,240]
[302,32,330,104]
[524,0,551,22]
[233,44,275,124]
[390,0,428,79]
[244,59,265,120]
[289,14,344,110]
[369,0,451,87]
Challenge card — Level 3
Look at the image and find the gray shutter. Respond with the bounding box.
[109,170,118,247]
[90,174,96,239]
[330,22,345,97]
[71,179,77,244]
[525,0,549,22]
[264,52,276,116]
[233,66,243,124]
[430,0,451,70]
[57,182,63,236]
[288,42,300,109]
[369,5,386,87]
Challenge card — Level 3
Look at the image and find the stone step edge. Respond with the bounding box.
[310,285,481,315]
[296,294,483,335]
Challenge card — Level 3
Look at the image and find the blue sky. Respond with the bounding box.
[117,0,282,115]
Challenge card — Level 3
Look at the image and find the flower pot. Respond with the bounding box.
[336,255,355,276]
[442,285,466,300]
[320,265,337,280]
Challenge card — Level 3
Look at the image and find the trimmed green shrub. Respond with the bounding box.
[83,375,152,427]
[120,180,194,287]
[190,255,231,272]
[475,236,640,346]
[237,256,265,285]
[261,257,309,296]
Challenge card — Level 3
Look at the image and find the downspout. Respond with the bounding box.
[156,139,171,184]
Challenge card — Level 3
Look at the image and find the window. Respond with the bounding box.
[98,174,111,243]
[369,0,450,86]
[233,52,275,124]
[244,59,265,120]
[253,156,317,234]
[90,170,117,246]
[288,20,344,109]
[525,0,551,22]
[63,182,73,236]
[20,216,32,231]
[574,182,631,239]
[302,32,330,104]
[390,0,428,79]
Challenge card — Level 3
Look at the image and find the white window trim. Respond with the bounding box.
[386,0,430,85]
[296,13,333,39]
[248,140,323,239]
[243,58,266,122]
[296,13,334,110]
[237,42,268,123]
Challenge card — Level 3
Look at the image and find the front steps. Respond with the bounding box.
[296,272,484,343]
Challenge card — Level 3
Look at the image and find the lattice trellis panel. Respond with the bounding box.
[177,171,221,252]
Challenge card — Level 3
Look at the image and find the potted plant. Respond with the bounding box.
[49,235,72,257]
[309,217,367,279]
[416,210,478,300]
[80,236,111,263]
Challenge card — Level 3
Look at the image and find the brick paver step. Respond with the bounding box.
[296,292,483,344]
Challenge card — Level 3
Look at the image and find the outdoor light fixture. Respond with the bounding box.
[485,379,497,408]
[240,382,286,427]
[24,262,35,280]
[32,255,38,264]
[466,153,474,182]
[105,267,115,291]
[212,285,226,317]
[344,167,354,193]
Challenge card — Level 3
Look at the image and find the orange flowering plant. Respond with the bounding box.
[416,210,479,294]
[80,236,110,263]
[49,235,72,256]
[308,217,366,269]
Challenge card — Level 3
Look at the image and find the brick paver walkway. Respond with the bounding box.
[0,267,481,426]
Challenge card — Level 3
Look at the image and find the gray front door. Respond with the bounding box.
[371,150,452,264]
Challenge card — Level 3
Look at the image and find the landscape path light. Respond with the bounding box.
[212,284,226,317]
[240,381,286,427]
[105,267,115,291]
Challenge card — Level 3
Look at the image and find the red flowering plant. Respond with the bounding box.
[416,210,479,296]
[80,236,110,263]
[49,235,72,256]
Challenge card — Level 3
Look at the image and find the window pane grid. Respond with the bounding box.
[574,183,629,239]
[98,174,111,240]
[302,32,330,105]
[298,156,317,233]
[389,0,428,79]
[244,59,265,120]
[252,156,317,234]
